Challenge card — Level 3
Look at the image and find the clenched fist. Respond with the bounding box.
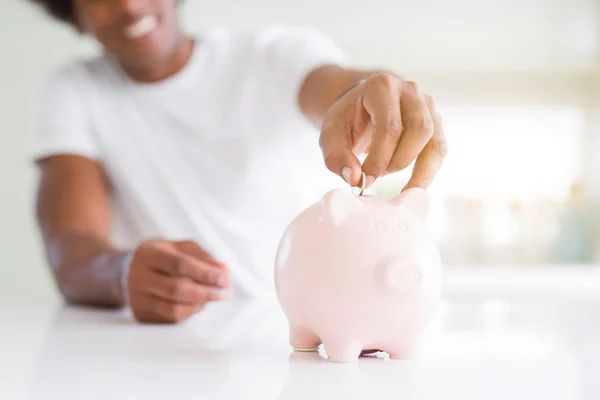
[125,239,230,323]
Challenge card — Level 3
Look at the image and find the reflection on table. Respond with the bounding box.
[2,295,598,400]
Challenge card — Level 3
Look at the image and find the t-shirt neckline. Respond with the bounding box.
[107,34,214,94]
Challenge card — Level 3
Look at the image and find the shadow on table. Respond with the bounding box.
[277,351,423,400]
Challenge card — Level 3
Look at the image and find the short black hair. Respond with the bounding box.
[28,0,74,23]
[28,0,184,23]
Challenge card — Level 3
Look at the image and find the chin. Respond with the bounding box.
[117,26,182,69]
[120,42,178,70]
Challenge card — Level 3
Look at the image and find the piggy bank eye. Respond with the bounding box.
[373,221,387,232]
[373,221,409,232]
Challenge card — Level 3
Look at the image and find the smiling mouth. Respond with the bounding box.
[124,15,158,39]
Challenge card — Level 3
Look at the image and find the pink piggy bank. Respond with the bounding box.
[274,187,442,362]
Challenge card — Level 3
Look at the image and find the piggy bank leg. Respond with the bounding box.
[289,325,321,352]
[322,340,363,363]
[385,341,418,359]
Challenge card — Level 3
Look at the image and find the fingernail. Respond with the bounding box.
[216,275,226,287]
[342,167,352,185]
[365,175,375,188]
[214,262,227,270]
[217,288,231,300]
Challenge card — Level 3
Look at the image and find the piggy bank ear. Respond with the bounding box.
[392,187,430,219]
[321,188,364,225]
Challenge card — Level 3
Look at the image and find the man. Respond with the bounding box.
[28,0,447,324]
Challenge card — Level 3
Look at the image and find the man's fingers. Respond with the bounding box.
[141,244,228,287]
[361,75,402,184]
[165,255,227,287]
[404,133,447,191]
[171,241,229,286]
[386,87,434,173]
[175,240,225,268]
[142,272,231,304]
[403,99,448,191]
[319,119,362,186]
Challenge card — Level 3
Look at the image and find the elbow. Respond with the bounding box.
[52,267,82,305]
[50,265,87,306]
[43,233,126,309]
[44,239,83,305]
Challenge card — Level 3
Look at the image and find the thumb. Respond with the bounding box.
[319,125,362,187]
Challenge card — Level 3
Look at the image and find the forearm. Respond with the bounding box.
[34,155,127,308]
[45,229,129,308]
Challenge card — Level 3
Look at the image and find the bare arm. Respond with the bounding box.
[35,154,230,322]
[35,154,128,308]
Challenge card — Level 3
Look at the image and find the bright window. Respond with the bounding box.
[432,106,584,201]
[372,106,586,265]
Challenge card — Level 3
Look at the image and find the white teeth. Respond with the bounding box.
[125,15,157,39]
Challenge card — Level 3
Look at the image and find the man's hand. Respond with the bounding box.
[126,239,231,324]
[317,72,448,191]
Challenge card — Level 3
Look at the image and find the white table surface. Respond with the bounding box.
[2,290,600,400]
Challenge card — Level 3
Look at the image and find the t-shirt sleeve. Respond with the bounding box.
[29,63,100,162]
[256,25,349,122]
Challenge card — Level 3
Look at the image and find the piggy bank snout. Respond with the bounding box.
[378,256,423,293]
[387,267,423,291]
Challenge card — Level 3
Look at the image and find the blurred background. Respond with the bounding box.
[2,0,600,305]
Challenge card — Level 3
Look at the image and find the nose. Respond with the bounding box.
[387,266,422,292]
[375,255,423,294]
[114,0,146,18]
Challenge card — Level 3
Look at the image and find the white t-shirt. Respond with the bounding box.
[30,26,348,299]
